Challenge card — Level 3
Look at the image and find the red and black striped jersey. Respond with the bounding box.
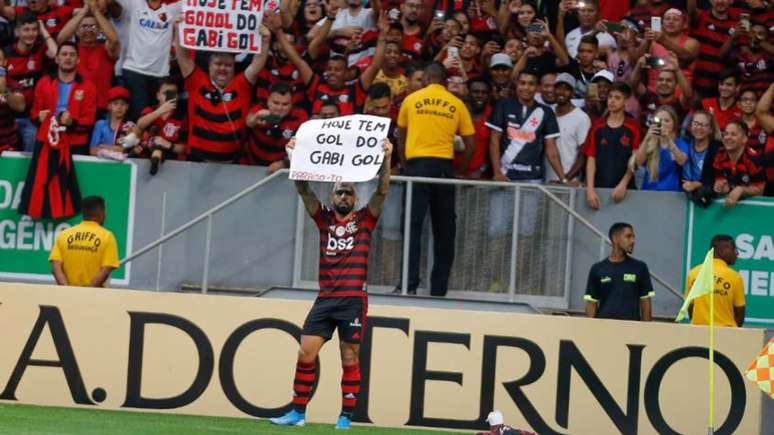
[15,5,74,38]
[313,205,378,298]
[737,51,774,97]
[185,68,251,162]
[255,56,306,107]
[713,146,765,188]
[5,42,46,116]
[691,10,739,98]
[306,74,367,115]
[244,106,308,165]
[401,34,424,61]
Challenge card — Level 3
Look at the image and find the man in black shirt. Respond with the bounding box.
[584,223,654,321]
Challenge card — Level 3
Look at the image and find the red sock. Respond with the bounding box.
[340,362,361,417]
[292,359,316,413]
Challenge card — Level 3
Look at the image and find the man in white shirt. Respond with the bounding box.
[115,0,181,120]
[557,0,616,58]
[329,0,380,39]
[545,73,591,183]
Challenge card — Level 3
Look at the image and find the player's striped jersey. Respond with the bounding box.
[313,205,377,297]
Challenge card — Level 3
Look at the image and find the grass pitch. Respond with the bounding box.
[0,403,460,434]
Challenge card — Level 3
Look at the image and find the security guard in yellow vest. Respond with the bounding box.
[49,196,119,287]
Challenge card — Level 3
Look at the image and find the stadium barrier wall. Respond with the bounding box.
[0,282,763,434]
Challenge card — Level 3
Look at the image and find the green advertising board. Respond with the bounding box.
[685,198,774,328]
[0,153,135,284]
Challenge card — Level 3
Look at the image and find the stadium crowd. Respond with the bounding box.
[0,0,771,207]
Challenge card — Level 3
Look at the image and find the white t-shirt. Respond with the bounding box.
[117,0,182,77]
[544,107,591,182]
[331,7,375,31]
[564,27,617,59]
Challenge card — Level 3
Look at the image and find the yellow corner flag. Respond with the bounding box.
[746,338,774,399]
[675,248,715,322]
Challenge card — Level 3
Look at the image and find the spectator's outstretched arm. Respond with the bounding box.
[58,4,89,44]
[308,11,335,60]
[555,0,570,51]
[538,19,569,67]
[360,12,388,89]
[658,34,699,65]
[39,21,58,59]
[51,261,68,285]
[280,0,300,29]
[272,24,315,84]
[544,138,565,182]
[495,1,511,35]
[92,0,121,59]
[245,25,272,85]
[756,83,774,133]
[630,55,649,97]
[174,17,195,79]
[368,139,392,217]
[136,98,178,132]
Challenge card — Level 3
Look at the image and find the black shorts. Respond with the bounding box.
[302,296,368,344]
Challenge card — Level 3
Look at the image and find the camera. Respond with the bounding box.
[434,9,445,20]
[164,90,178,101]
[646,56,665,68]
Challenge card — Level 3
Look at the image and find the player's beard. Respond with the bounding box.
[335,203,353,215]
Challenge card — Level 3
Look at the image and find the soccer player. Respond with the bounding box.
[270,137,393,430]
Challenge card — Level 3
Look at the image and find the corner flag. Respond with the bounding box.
[746,338,774,399]
[675,248,715,323]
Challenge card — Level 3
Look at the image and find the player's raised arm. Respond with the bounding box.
[368,138,392,217]
[287,137,321,216]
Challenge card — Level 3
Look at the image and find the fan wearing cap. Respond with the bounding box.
[89,86,137,159]
[583,69,613,120]
[546,73,591,184]
[489,53,514,99]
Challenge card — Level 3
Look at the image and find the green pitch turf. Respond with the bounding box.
[0,403,460,434]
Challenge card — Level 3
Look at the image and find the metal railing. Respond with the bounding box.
[119,169,287,293]
[122,169,681,302]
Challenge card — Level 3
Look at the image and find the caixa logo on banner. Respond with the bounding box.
[0,307,748,434]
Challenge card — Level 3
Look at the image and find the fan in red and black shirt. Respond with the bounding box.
[270,138,392,428]
[254,32,307,108]
[243,82,308,170]
[135,80,187,175]
[2,0,74,38]
[270,15,387,116]
[56,1,121,112]
[6,11,58,150]
[0,51,26,154]
[688,0,740,99]
[584,82,641,210]
[712,119,765,207]
[174,23,270,163]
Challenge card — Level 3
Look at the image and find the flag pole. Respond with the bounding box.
[708,269,715,435]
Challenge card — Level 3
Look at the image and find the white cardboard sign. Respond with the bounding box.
[289,115,390,183]
[179,0,268,54]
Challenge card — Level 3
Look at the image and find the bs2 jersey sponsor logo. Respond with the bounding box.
[0,307,749,433]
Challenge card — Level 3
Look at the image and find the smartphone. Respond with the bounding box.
[388,8,400,20]
[646,56,665,68]
[651,16,661,32]
[652,116,662,131]
[577,1,586,7]
[434,9,445,20]
[447,47,459,58]
[587,82,598,98]
[164,90,178,101]
[527,22,543,33]
[605,21,625,33]
[261,113,283,124]
[740,13,750,31]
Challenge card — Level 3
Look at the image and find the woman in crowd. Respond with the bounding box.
[630,105,689,191]
[680,110,722,196]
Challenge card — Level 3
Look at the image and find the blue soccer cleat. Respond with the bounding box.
[335,415,351,430]
[270,410,306,426]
